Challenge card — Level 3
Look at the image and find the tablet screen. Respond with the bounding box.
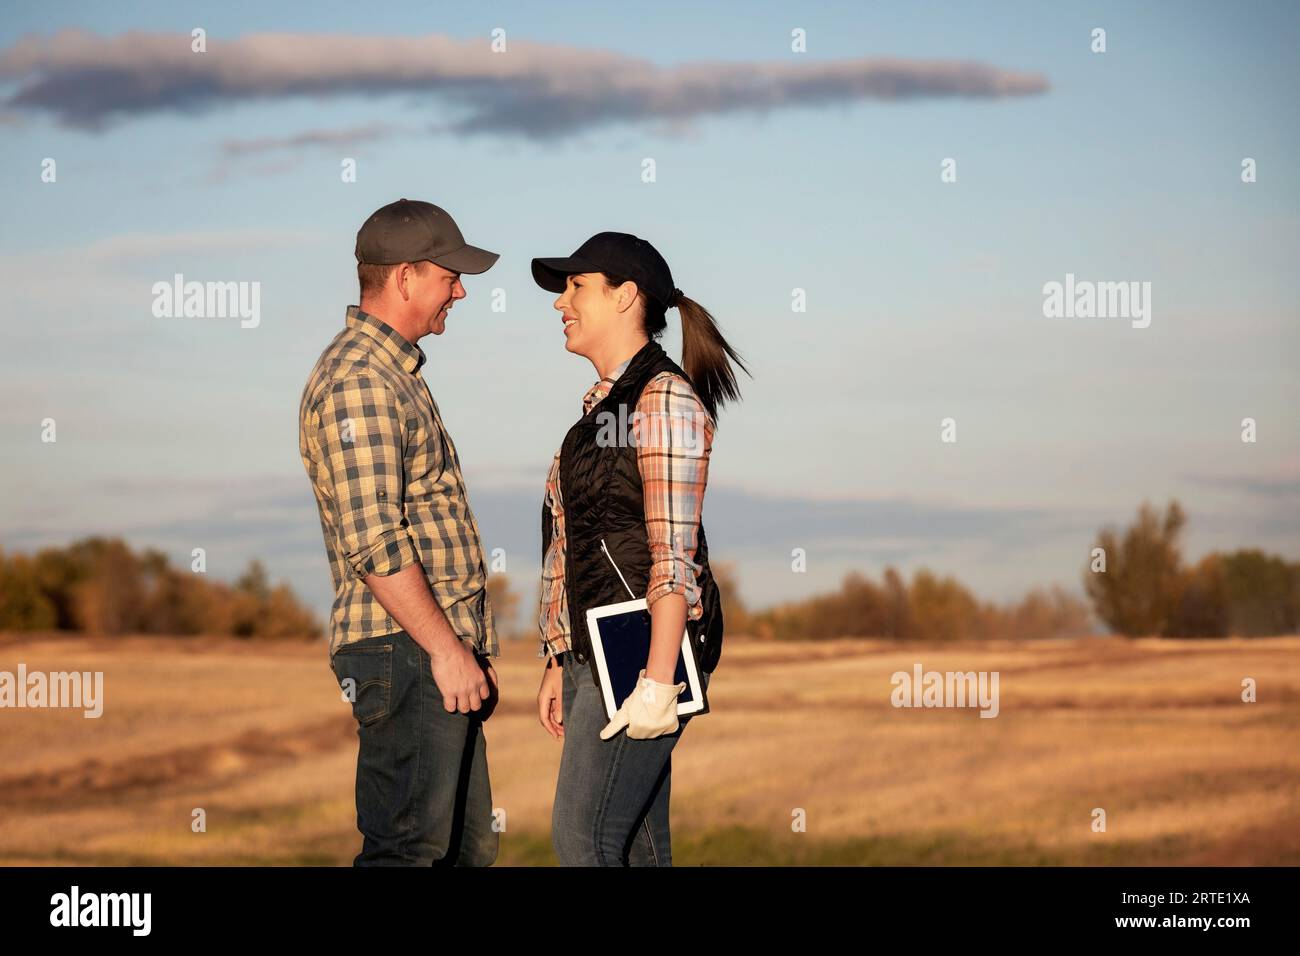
[595,606,698,709]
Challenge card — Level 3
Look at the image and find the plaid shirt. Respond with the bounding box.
[299,306,497,659]
[538,358,715,659]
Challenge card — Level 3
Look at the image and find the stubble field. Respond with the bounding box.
[1,632,1296,866]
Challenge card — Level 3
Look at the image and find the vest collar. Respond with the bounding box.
[581,340,666,416]
[603,340,665,398]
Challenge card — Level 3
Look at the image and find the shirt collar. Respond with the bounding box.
[346,305,426,374]
[581,355,634,414]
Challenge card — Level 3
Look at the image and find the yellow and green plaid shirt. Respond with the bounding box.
[299,306,497,659]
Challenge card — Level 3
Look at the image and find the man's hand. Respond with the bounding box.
[429,638,491,714]
[361,564,495,715]
[481,659,499,720]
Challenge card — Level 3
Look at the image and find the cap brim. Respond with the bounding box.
[432,243,499,275]
[531,256,602,294]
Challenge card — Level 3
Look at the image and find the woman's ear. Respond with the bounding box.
[615,280,640,314]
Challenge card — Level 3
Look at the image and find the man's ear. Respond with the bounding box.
[396,262,413,302]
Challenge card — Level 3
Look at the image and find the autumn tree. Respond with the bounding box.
[1084,500,1187,637]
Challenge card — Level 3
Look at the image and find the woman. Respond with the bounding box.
[531,231,747,866]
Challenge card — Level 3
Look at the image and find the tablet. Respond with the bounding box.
[584,598,709,721]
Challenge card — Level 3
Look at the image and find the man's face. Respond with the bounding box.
[407,261,465,336]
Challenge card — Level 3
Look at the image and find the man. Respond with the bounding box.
[298,199,501,866]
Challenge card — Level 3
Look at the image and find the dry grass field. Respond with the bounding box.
[1,631,1297,866]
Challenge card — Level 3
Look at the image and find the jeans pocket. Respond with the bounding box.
[332,640,394,727]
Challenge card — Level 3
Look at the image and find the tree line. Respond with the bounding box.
[3,500,1295,641]
[0,537,321,639]
[1084,500,1299,638]
[720,565,1093,642]
[718,500,1298,641]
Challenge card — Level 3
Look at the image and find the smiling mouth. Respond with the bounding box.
[563,318,578,331]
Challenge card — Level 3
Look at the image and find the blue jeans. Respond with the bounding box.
[551,657,709,866]
[330,631,498,866]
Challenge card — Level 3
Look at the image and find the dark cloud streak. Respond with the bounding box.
[0,30,1050,138]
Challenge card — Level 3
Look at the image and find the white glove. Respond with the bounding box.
[600,669,686,740]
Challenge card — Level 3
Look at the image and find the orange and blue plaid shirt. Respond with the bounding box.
[299,306,497,660]
[538,357,715,659]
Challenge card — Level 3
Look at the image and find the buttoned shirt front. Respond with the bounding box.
[299,306,497,659]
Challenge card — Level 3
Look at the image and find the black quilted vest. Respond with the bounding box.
[542,340,724,676]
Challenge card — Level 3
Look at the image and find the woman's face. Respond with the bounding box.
[553,271,630,357]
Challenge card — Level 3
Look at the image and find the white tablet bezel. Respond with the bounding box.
[585,598,707,720]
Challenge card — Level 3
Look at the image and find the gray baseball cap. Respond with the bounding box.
[355,198,499,273]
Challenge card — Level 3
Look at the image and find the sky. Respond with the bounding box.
[1,0,1297,633]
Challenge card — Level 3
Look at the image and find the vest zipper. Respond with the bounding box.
[600,538,638,600]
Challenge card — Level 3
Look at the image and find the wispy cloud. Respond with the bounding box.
[1186,467,1300,500]
[0,228,325,317]
[81,228,324,260]
[209,122,404,183]
[0,30,1050,138]
[0,472,1096,599]
[220,123,402,157]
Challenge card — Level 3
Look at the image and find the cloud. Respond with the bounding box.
[0,228,326,321]
[0,30,1050,138]
[1185,469,1300,500]
[0,474,1088,625]
[220,123,402,157]
[80,228,325,261]
[209,122,403,183]
[7,469,1299,627]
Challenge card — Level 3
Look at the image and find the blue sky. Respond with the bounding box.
[2,1,1297,632]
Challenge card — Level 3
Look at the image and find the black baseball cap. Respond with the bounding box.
[355,198,498,273]
[531,232,678,307]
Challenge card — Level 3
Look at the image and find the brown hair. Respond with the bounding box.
[358,260,432,299]
[602,274,748,421]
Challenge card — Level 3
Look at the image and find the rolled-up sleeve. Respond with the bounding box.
[314,375,419,578]
[633,373,715,619]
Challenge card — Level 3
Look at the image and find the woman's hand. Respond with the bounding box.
[537,662,565,739]
[600,670,685,740]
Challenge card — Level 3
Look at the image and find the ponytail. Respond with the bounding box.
[675,294,748,422]
[600,272,750,422]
